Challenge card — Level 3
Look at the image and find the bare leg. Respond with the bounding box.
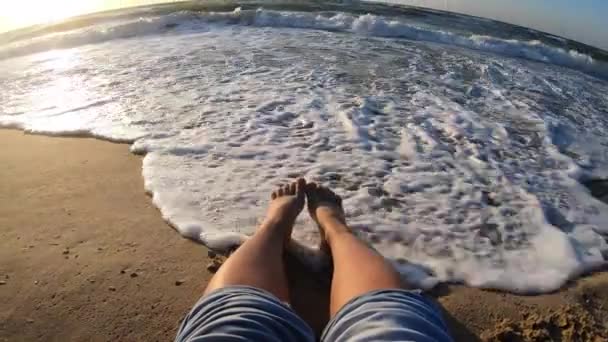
[204,178,306,303]
[306,183,404,317]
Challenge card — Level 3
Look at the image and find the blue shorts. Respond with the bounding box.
[175,286,453,342]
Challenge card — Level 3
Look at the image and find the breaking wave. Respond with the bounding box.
[1,7,607,80]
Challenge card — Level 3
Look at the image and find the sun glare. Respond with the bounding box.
[0,0,103,30]
[0,0,177,32]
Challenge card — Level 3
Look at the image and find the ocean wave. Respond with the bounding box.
[0,12,207,60]
[1,7,607,80]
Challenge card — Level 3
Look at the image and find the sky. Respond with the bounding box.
[382,0,608,50]
[0,0,606,50]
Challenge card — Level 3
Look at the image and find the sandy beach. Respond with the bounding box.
[1,129,607,341]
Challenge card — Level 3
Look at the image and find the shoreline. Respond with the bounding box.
[0,129,606,341]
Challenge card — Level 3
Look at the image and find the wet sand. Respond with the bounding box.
[1,129,606,341]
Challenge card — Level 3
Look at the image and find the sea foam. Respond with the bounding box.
[1,5,607,293]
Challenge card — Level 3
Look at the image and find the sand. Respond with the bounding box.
[1,129,607,341]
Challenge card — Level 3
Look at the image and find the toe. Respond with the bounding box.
[271,191,277,200]
[306,182,318,193]
[305,184,317,209]
[295,178,306,196]
[318,186,341,205]
[330,189,343,205]
[333,192,342,205]
[306,182,318,200]
[288,182,297,195]
[277,186,285,196]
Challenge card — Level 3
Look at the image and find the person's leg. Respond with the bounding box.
[175,178,316,341]
[305,183,404,317]
[306,183,453,341]
[204,178,306,302]
[306,183,452,342]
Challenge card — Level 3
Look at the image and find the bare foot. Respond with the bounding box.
[262,178,307,242]
[305,182,348,244]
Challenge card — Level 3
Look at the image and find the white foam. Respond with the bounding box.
[1,11,607,293]
[1,8,607,80]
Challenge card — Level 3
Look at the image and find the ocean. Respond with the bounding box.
[1,0,607,293]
